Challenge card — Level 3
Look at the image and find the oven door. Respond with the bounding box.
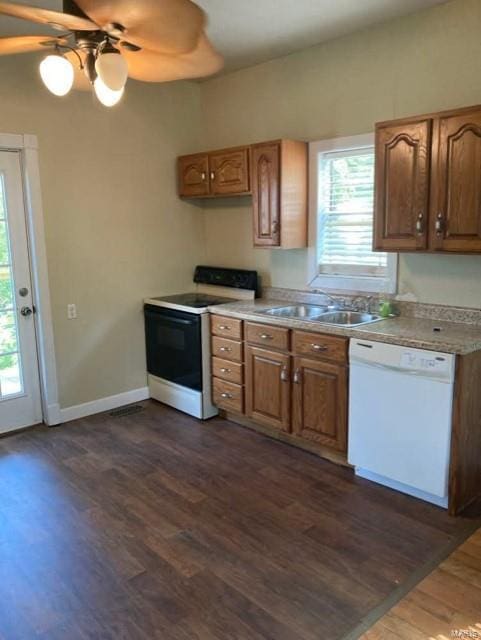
[144,305,202,391]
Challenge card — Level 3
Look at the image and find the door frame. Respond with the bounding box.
[0,133,60,426]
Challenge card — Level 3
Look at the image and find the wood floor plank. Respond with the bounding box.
[0,401,477,640]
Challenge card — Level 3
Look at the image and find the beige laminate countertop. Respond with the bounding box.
[208,299,481,355]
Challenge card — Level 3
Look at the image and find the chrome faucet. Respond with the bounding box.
[311,289,346,309]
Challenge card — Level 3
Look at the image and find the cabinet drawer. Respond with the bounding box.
[211,336,243,362]
[245,322,289,351]
[211,315,243,340]
[212,357,243,384]
[292,331,347,364]
[213,378,244,413]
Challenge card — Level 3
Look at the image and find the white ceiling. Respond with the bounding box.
[0,0,448,73]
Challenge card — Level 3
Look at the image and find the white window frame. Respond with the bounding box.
[308,133,398,294]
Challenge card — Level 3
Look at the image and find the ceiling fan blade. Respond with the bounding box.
[123,33,223,83]
[0,35,67,55]
[0,1,98,31]
[75,0,205,54]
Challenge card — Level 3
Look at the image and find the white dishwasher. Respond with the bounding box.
[348,339,455,508]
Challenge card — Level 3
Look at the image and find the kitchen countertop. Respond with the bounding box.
[208,299,481,355]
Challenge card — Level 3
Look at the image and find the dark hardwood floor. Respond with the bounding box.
[0,400,477,640]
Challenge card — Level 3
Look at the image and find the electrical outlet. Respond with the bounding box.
[67,303,77,320]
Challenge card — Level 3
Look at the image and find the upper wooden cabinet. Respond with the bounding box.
[374,104,481,254]
[178,153,210,197]
[178,146,250,198]
[251,140,307,249]
[209,147,250,196]
[178,139,307,249]
[433,110,481,252]
[374,119,431,251]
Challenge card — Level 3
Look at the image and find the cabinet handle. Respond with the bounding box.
[220,367,231,373]
[219,325,231,331]
[210,171,215,181]
[293,368,302,384]
[259,333,273,340]
[311,343,328,352]
[219,346,231,352]
[435,212,444,236]
[280,365,289,382]
[201,172,206,181]
[416,213,424,234]
[220,392,233,399]
[271,220,279,233]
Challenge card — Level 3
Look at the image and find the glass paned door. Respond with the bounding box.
[0,151,41,433]
[0,180,23,398]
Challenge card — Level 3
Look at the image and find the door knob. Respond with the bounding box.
[20,306,33,317]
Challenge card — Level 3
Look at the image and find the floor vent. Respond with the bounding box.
[109,404,144,418]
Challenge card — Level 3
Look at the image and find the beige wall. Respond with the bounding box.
[199,0,481,307]
[1,55,204,408]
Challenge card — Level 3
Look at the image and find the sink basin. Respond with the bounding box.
[262,304,329,319]
[316,311,382,326]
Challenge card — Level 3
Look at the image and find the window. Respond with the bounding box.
[308,134,397,293]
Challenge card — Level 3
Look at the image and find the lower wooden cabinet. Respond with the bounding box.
[292,356,347,452]
[211,317,349,461]
[245,345,291,431]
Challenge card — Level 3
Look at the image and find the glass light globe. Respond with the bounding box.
[94,77,124,107]
[95,51,128,91]
[39,54,74,97]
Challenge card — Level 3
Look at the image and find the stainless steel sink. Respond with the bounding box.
[260,305,383,326]
[315,311,382,327]
[262,304,329,319]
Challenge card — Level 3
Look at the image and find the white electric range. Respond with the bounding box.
[144,266,257,419]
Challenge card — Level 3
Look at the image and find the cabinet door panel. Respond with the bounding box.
[374,119,431,251]
[178,154,209,197]
[251,143,280,247]
[292,357,347,452]
[210,148,250,195]
[245,345,290,431]
[433,110,481,252]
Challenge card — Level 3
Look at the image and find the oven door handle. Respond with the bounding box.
[145,311,197,326]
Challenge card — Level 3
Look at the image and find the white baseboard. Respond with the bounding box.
[44,403,61,426]
[60,387,149,424]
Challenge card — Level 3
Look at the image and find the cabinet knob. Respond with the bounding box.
[311,343,328,352]
[201,172,206,181]
[280,365,289,382]
[210,171,215,181]
[271,220,279,234]
[259,333,273,340]
[220,392,233,399]
[435,212,444,236]
[293,368,301,384]
[416,213,424,235]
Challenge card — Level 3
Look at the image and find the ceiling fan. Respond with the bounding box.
[0,0,223,106]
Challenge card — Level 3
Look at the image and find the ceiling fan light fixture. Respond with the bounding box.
[95,47,128,92]
[39,53,74,97]
[94,77,124,107]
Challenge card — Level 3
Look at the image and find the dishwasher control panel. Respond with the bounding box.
[400,351,449,373]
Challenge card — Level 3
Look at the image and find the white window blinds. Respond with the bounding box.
[318,147,387,277]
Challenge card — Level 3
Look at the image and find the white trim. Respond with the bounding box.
[0,132,60,426]
[308,133,398,295]
[60,387,149,423]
